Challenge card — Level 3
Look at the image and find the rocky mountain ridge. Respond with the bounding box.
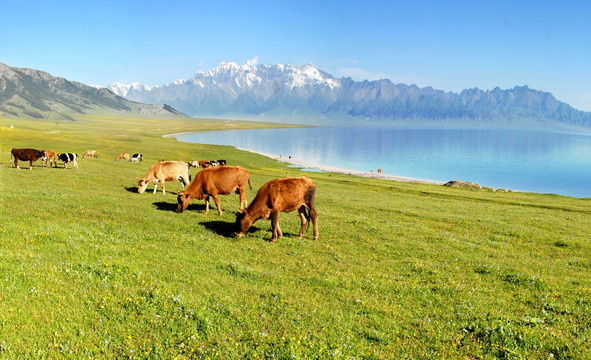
[108,61,591,128]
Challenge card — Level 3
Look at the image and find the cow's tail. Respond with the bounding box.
[302,206,311,232]
[248,178,252,190]
[303,187,316,232]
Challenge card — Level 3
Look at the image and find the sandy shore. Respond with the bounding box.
[237,147,445,185]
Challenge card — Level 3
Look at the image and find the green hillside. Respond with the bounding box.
[0,62,186,120]
[1,115,589,358]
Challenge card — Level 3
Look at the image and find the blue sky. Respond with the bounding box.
[1,0,590,111]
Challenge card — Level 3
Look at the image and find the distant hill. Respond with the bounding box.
[109,61,591,128]
[0,62,186,120]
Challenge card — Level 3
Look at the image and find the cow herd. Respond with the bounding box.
[10,148,80,169]
[9,147,319,242]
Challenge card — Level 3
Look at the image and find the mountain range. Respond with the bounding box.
[0,62,185,120]
[1,60,590,128]
[108,60,591,128]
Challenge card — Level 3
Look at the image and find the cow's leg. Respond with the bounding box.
[178,176,187,190]
[204,196,210,214]
[212,194,222,215]
[29,160,34,170]
[73,160,78,169]
[309,205,319,240]
[152,181,158,194]
[15,158,19,169]
[239,186,247,210]
[270,211,281,242]
[298,206,309,238]
[161,181,166,196]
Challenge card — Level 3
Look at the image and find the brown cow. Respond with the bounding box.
[116,153,130,161]
[43,150,57,167]
[83,150,98,158]
[138,161,190,195]
[10,148,46,170]
[177,166,251,215]
[234,176,318,242]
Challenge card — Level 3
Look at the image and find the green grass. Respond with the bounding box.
[1,115,590,359]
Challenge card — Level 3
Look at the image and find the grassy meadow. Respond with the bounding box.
[1,115,590,359]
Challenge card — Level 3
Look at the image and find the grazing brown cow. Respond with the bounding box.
[116,153,130,161]
[234,176,318,242]
[177,166,251,215]
[10,148,46,170]
[83,150,98,158]
[43,150,57,167]
[138,161,190,195]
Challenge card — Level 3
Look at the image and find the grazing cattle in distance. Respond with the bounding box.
[43,150,57,167]
[138,161,190,195]
[234,176,318,242]
[177,165,251,215]
[10,148,46,170]
[208,160,218,167]
[116,153,130,161]
[377,168,382,173]
[197,160,212,168]
[57,153,79,169]
[83,150,98,158]
[130,153,143,162]
[187,161,200,168]
[217,159,227,166]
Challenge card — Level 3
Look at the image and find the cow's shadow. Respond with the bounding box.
[126,186,184,195]
[199,221,265,239]
[199,220,237,238]
[152,202,205,212]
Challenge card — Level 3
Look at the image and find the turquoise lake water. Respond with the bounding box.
[173,127,591,198]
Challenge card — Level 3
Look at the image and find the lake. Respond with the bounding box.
[173,126,591,198]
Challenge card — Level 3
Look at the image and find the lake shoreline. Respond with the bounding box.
[168,126,591,197]
[235,147,446,185]
[165,132,446,185]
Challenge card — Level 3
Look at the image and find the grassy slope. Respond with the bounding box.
[0,115,590,359]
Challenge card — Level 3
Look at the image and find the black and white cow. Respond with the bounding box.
[131,153,143,162]
[57,153,79,169]
[216,159,227,166]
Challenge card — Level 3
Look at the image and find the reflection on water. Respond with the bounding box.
[175,127,591,198]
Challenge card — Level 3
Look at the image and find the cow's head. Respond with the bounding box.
[137,179,149,194]
[234,209,254,237]
[177,193,191,213]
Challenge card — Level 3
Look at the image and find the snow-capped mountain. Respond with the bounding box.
[108,82,153,97]
[107,60,591,128]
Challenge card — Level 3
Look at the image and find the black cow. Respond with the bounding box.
[131,153,143,162]
[10,148,46,170]
[57,153,79,169]
[216,159,227,166]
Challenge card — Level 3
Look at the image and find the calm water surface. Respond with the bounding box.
[174,127,591,198]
